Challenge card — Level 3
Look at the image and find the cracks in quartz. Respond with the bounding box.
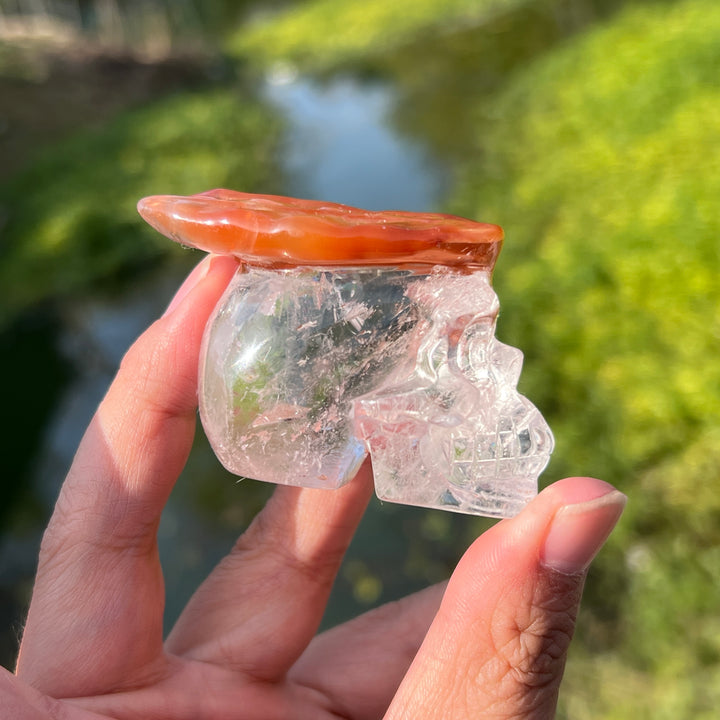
[199,266,553,517]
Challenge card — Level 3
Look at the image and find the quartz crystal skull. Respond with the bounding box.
[138,190,553,518]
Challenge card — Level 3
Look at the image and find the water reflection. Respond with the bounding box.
[264,74,448,211]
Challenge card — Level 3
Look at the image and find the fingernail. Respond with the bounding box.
[541,488,627,575]
[163,255,212,317]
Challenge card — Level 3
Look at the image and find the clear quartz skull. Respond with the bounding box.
[199,264,553,518]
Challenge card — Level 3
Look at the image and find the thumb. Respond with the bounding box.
[385,477,626,720]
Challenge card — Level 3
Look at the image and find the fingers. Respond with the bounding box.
[1,667,57,720]
[289,583,446,720]
[384,477,626,720]
[17,255,238,698]
[165,460,375,679]
[0,668,107,720]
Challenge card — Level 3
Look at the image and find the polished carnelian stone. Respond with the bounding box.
[138,189,503,270]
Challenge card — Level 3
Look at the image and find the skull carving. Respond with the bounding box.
[139,190,553,517]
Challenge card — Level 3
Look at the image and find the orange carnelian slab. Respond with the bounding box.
[137,189,503,269]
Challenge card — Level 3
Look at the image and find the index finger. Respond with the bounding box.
[17,254,238,697]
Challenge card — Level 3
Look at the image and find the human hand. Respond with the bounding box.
[4,255,626,719]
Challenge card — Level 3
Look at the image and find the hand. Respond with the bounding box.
[4,255,625,719]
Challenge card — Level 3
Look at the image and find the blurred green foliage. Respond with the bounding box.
[457,0,720,479]
[449,0,720,715]
[0,87,282,328]
[228,0,527,71]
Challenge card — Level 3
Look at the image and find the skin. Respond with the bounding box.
[4,255,626,719]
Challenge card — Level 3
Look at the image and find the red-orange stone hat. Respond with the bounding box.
[138,189,503,270]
